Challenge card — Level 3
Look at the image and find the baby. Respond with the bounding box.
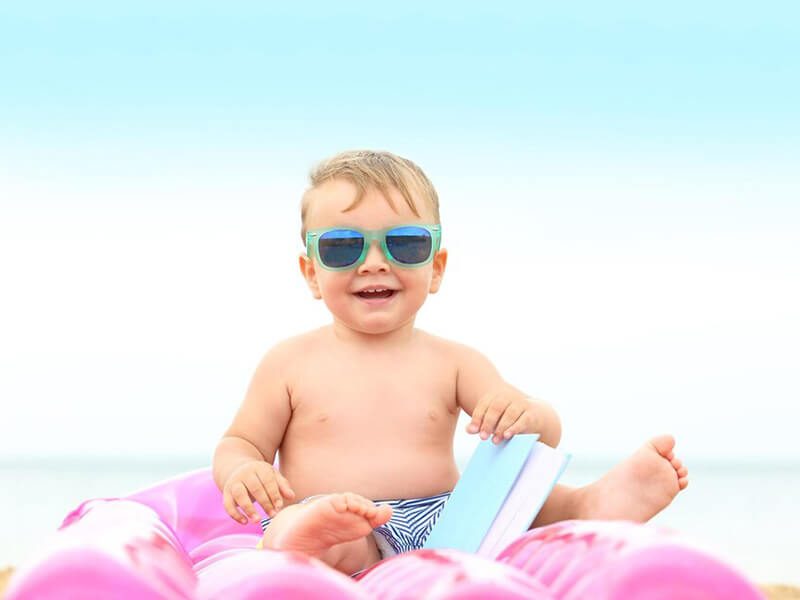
[212,150,689,576]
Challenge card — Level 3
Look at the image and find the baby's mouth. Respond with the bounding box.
[355,288,396,299]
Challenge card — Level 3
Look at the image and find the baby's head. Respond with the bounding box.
[298,150,447,337]
[300,150,440,242]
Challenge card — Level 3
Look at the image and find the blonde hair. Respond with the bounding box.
[300,150,440,241]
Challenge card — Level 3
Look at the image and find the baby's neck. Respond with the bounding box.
[329,320,417,349]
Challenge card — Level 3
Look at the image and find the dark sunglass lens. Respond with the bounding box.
[386,226,432,265]
[318,230,364,268]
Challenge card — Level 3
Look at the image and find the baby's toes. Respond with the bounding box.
[341,493,360,512]
[361,501,377,518]
[345,493,372,515]
[650,434,676,459]
[671,457,683,471]
[369,505,393,527]
[330,494,352,513]
[677,465,688,478]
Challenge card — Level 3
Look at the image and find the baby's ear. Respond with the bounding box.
[429,248,448,293]
[298,254,322,299]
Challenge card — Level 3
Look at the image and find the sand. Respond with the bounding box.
[0,564,798,598]
[0,569,13,597]
[760,586,800,600]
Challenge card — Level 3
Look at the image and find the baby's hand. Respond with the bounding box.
[222,460,296,524]
[466,391,536,444]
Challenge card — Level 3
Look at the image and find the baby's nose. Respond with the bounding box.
[358,241,390,273]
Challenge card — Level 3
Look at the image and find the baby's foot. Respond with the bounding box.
[578,435,689,522]
[262,493,392,558]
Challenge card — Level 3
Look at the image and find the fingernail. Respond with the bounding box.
[480,431,489,440]
[504,431,512,438]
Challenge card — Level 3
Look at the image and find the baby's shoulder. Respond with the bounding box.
[413,329,484,362]
[259,327,329,364]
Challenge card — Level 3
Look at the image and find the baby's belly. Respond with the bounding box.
[279,441,460,501]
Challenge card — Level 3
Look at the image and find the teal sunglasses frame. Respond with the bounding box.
[306,224,442,271]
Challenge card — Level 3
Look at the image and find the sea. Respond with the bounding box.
[1,457,798,586]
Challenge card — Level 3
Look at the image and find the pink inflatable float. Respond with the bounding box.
[6,468,763,599]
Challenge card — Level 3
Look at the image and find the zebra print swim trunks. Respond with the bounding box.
[371,491,451,557]
[259,491,451,558]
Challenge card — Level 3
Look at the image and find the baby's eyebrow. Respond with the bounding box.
[328,225,387,231]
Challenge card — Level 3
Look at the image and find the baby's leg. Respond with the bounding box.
[262,493,392,575]
[532,435,689,527]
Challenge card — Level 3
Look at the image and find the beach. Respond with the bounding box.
[0,570,12,597]
[761,587,800,600]
[1,458,798,596]
[1,560,799,599]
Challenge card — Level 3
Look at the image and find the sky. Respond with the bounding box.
[1,1,798,463]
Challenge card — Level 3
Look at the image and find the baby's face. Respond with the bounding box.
[300,178,447,337]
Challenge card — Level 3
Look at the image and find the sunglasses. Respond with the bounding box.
[306,224,442,271]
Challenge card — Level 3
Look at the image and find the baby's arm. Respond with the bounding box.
[213,343,295,523]
[453,344,562,447]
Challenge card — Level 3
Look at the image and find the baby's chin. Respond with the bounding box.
[338,315,416,338]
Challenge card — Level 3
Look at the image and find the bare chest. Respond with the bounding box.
[287,351,458,443]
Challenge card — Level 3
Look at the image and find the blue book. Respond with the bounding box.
[423,435,570,557]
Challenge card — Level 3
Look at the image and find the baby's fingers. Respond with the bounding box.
[502,411,531,440]
[477,399,508,440]
[223,486,248,524]
[244,475,274,519]
[256,471,284,516]
[275,471,296,500]
[231,481,261,523]
[493,404,525,443]
[467,404,486,434]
